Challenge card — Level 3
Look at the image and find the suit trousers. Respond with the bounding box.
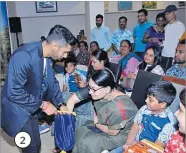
[21,115,41,153]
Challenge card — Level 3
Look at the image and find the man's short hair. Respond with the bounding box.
[119,16,127,22]
[179,88,186,107]
[96,14,103,20]
[138,9,148,16]
[46,25,76,46]
[147,81,176,106]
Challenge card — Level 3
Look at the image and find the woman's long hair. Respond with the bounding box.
[138,46,161,72]
[91,69,124,92]
[91,49,109,67]
[87,49,109,81]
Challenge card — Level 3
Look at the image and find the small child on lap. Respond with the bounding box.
[108,81,177,153]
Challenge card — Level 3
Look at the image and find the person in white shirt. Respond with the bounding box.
[161,5,185,72]
[91,14,112,52]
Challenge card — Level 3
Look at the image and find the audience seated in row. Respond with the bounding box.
[120,46,164,89]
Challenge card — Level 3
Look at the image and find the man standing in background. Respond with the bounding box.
[161,5,185,72]
[91,14,112,52]
[111,16,134,55]
[133,9,153,59]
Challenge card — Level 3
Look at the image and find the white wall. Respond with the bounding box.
[6,1,186,51]
[105,8,186,33]
[7,1,86,50]
[21,15,85,43]
[15,1,85,17]
[107,1,178,12]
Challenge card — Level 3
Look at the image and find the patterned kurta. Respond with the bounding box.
[134,105,176,143]
[111,28,134,52]
[72,95,138,153]
[164,131,186,153]
[166,64,186,79]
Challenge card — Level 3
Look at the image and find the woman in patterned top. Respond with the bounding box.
[164,88,186,153]
[120,46,164,90]
[127,46,165,79]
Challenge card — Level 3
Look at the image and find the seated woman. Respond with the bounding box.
[90,41,100,53]
[61,69,138,153]
[76,41,90,66]
[143,13,165,51]
[125,46,165,89]
[109,40,141,77]
[77,49,110,88]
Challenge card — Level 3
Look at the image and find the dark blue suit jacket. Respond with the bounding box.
[1,41,63,137]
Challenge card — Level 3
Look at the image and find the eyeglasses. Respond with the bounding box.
[88,86,104,93]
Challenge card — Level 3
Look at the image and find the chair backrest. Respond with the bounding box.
[162,76,185,113]
[108,62,122,84]
[131,70,162,109]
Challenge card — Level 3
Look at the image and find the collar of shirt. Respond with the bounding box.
[95,25,104,30]
[175,63,186,69]
[144,106,171,118]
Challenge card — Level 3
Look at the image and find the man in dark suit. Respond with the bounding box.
[1,25,76,153]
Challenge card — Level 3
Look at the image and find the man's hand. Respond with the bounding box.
[42,101,57,115]
[59,105,70,112]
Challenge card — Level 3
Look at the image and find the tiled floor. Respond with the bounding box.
[0,129,55,153]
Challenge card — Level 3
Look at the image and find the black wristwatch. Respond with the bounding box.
[57,102,66,109]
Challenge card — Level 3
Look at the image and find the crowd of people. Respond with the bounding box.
[1,4,186,153]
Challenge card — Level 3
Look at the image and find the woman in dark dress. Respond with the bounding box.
[143,13,166,51]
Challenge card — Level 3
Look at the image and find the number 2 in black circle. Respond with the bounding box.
[20,137,26,144]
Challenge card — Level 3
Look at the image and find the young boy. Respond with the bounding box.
[164,88,186,153]
[107,81,177,153]
[52,58,93,152]
[63,57,86,92]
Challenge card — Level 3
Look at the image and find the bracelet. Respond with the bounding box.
[58,102,66,108]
